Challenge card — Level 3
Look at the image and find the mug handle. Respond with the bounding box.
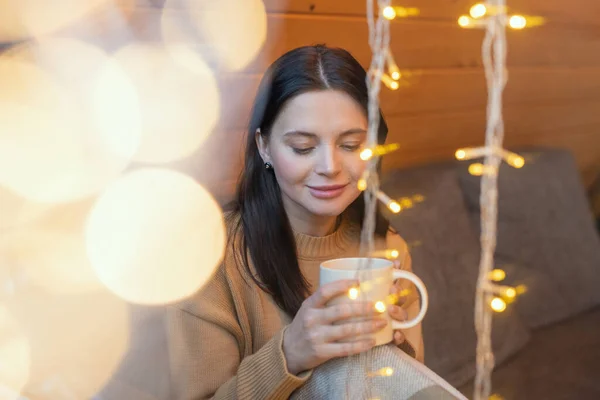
[389,269,428,330]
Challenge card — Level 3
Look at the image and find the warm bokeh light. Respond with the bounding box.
[470,3,488,19]
[0,306,30,399]
[490,297,507,312]
[509,15,527,30]
[458,15,471,27]
[382,6,396,20]
[360,148,374,161]
[85,168,226,305]
[0,39,140,204]
[489,269,506,282]
[112,44,219,164]
[504,287,517,299]
[375,301,387,313]
[505,153,525,168]
[348,287,359,300]
[384,367,394,376]
[7,289,128,398]
[357,179,368,191]
[0,187,53,231]
[388,201,402,214]
[4,198,105,295]
[455,149,467,160]
[186,0,267,71]
[0,0,110,41]
[381,73,400,90]
[469,163,485,176]
[389,249,400,259]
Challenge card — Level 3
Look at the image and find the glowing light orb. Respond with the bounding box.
[112,44,220,164]
[85,168,226,305]
[187,0,267,71]
[0,39,140,204]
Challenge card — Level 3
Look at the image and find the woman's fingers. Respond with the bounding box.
[393,330,405,345]
[309,279,358,308]
[388,304,408,321]
[321,318,387,342]
[320,301,380,325]
[322,339,377,358]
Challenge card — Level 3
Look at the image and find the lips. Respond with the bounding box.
[307,184,348,199]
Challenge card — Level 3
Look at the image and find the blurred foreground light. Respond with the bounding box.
[0,306,30,399]
[5,198,105,295]
[185,0,267,71]
[85,168,226,305]
[470,3,488,19]
[0,38,140,204]
[6,289,128,398]
[112,44,219,164]
[490,297,507,312]
[0,0,110,41]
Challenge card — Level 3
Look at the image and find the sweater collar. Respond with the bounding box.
[293,214,361,260]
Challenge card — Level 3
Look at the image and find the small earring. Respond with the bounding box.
[264,162,273,170]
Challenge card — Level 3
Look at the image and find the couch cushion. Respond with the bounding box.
[458,307,600,400]
[382,164,530,388]
[458,148,600,329]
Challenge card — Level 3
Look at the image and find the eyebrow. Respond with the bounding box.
[283,128,367,138]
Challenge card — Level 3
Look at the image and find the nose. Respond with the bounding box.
[314,145,341,177]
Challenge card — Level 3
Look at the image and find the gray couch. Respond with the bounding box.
[382,148,600,399]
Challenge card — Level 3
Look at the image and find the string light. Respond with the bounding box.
[376,191,402,213]
[456,147,525,169]
[381,73,400,90]
[470,3,488,19]
[348,287,359,300]
[371,249,400,259]
[508,15,527,29]
[459,5,544,30]
[360,143,401,160]
[374,301,387,313]
[382,6,396,20]
[490,297,507,312]
[489,269,506,281]
[468,163,496,176]
[386,49,401,80]
[357,178,368,191]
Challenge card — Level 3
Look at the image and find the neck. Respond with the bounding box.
[283,198,339,237]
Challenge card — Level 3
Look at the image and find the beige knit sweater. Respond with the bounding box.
[167,213,423,399]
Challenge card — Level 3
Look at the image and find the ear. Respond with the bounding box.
[255,128,272,164]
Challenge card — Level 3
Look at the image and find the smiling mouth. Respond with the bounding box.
[307,184,349,199]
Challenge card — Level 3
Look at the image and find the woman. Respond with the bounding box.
[167,44,423,399]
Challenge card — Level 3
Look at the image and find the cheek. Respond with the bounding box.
[271,151,311,186]
[344,154,367,181]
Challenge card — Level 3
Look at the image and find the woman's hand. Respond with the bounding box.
[282,279,387,375]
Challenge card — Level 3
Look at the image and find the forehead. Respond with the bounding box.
[272,90,367,135]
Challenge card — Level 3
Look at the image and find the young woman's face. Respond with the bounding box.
[257,90,368,220]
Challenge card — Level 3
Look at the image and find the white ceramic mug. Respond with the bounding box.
[320,257,428,347]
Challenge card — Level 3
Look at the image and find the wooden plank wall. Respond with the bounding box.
[4,0,600,203]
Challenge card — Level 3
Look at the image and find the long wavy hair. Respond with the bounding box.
[228,45,390,317]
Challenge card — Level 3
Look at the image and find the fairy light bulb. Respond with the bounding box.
[381,73,399,90]
[469,163,485,176]
[348,287,359,300]
[509,15,527,29]
[506,153,525,168]
[458,15,471,27]
[375,301,386,313]
[382,6,396,20]
[388,249,399,259]
[357,179,367,191]
[383,367,394,376]
[504,287,517,299]
[455,149,467,160]
[391,71,401,80]
[360,148,374,161]
[470,3,487,19]
[388,201,401,213]
[489,269,506,281]
[490,297,507,312]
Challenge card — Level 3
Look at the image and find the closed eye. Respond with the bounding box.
[292,147,315,155]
